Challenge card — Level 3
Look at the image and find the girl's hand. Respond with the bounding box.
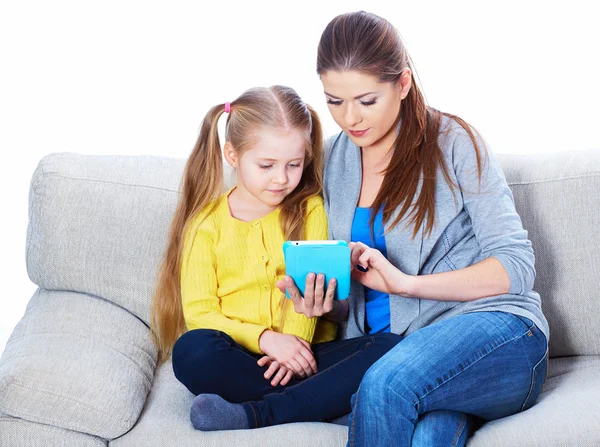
[276,274,338,318]
[349,241,414,296]
[258,330,318,379]
[257,356,294,386]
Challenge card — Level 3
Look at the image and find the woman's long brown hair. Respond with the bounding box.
[317,11,486,238]
[150,85,324,363]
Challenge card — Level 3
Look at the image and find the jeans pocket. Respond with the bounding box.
[520,348,548,412]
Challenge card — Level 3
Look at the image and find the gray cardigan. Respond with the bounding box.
[323,116,550,341]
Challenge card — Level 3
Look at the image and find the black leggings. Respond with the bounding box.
[172,329,402,427]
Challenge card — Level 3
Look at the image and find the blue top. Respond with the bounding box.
[351,207,391,334]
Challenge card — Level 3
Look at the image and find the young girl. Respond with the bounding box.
[150,85,401,431]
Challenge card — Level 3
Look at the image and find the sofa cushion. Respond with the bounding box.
[111,360,348,447]
[0,289,157,439]
[26,152,236,325]
[111,356,600,447]
[467,355,600,446]
[26,151,600,356]
[26,152,185,324]
[0,412,107,447]
[499,150,600,357]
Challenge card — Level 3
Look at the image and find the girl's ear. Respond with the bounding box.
[223,141,237,168]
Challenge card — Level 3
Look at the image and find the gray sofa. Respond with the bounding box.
[1,150,599,446]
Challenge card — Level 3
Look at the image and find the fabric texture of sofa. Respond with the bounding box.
[1,150,599,446]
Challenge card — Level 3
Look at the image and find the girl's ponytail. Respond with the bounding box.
[151,103,227,364]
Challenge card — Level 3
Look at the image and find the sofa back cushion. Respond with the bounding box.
[27,153,187,325]
[26,151,600,357]
[499,149,600,357]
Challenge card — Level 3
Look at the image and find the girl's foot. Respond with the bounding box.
[190,394,250,431]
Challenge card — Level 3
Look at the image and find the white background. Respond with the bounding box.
[1,0,599,356]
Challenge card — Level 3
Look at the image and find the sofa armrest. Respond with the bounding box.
[0,289,157,440]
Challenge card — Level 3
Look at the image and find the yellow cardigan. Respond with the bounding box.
[180,192,337,354]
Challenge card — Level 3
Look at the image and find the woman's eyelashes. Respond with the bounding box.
[360,99,377,107]
[326,98,378,107]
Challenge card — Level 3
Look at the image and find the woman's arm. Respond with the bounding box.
[405,257,509,301]
[350,243,509,302]
[350,126,534,302]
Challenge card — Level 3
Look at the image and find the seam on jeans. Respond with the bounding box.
[520,349,548,412]
[349,385,360,447]
[419,324,534,402]
[247,401,259,429]
[451,414,468,447]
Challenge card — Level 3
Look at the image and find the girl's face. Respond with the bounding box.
[320,70,410,151]
[225,128,306,210]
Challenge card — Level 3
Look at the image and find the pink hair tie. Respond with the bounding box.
[224,102,231,113]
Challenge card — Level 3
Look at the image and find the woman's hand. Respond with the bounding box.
[257,356,294,386]
[258,330,317,379]
[349,241,414,296]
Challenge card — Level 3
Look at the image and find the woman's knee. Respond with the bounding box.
[359,350,418,406]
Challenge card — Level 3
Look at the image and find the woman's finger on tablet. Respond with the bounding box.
[351,241,368,268]
[358,247,383,270]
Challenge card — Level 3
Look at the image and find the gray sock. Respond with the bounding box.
[190,394,250,431]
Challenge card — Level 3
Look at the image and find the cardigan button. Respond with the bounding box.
[253,221,261,228]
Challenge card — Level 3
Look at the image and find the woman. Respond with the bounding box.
[284,10,549,446]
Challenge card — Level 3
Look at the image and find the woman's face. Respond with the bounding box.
[320,70,411,151]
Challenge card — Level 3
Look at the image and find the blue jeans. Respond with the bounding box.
[347,311,548,447]
[172,329,402,427]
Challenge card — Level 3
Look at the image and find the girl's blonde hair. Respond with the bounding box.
[151,85,324,363]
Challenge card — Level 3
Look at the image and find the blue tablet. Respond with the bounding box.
[282,240,351,300]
